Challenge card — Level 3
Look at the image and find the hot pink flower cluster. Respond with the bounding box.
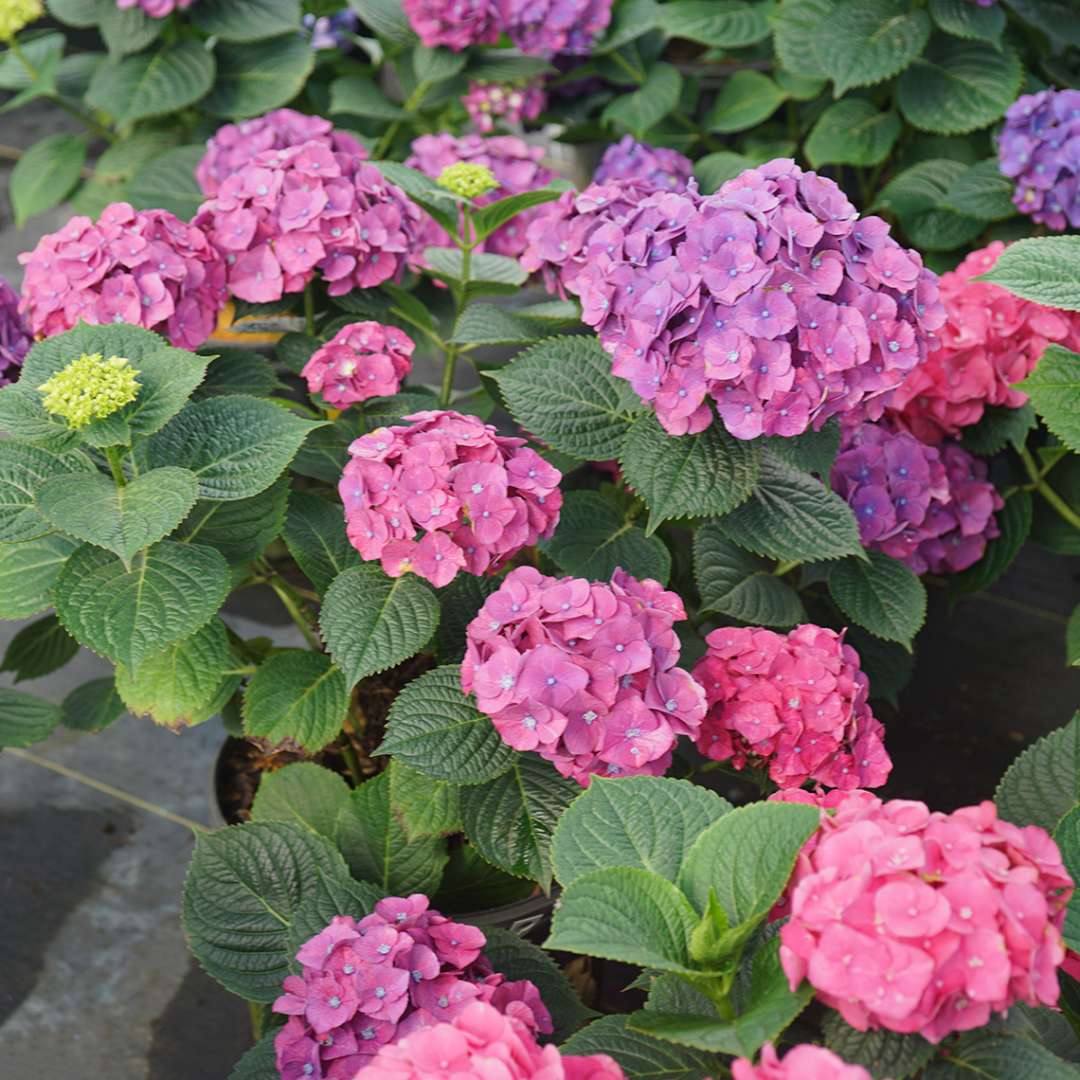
[692,625,890,791]
[339,410,562,587]
[405,133,554,258]
[462,81,547,133]
[401,0,500,51]
[594,135,693,192]
[831,422,1002,575]
[574,158,945,439]
[194,141,421,303]
[356,1000,624,1079]
[115,0,191,15]
[889,242,1080,442]
[775,789,1072,1043]
[18,202,226,350]
[273,896,551,1080]
[302,322,414,408]
[462,566,706,785]
[196,109,367,197]
[732,1042,870,1080]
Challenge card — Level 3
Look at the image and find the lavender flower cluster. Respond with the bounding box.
[593,136,693,193]
[0,274,32,386]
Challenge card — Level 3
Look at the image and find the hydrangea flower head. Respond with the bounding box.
[0,0,42,37]
[18,202,226,350]
[889,242,1080,441]
[594,136,693,192]
[302,322,414,409]
[497,0,614,55]
[776,789,1073,1043]
[463,81,546,133]
[196,109,367,197]
[998,88,1080,231]
[437,162,500,200]
[306,9,359,49]
[356,1000,624,1079]
[570,158,945,439]
[832,422,1002,575]
[462,566,706,784]
[38,353,140,430]
[693,624,889,790]
[116,0,191,14]
[340,410,561,587]
[194,141,421,303]
[733,1042,871,1080]
[0,274,32,387]
[274,896,551,1079]
[402,0,499,50]
[406,133,554,258]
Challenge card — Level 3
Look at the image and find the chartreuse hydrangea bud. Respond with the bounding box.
[0,0,43,40]
[38,353,141,430]
[437,162,499,199]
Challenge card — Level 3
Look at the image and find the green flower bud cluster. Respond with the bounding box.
[38,352,141,430]
[0,0,43,41]
[436,162,499,199]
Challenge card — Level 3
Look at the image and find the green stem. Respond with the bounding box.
[373,121,400,161]
[268,576,322,650]
[607,48,645,86]
[247,1001,264,1041]
[304,281,316,337]
[339,739,366,787]
[773,559,800,577]
[440,205,473,407]
[1019,445,1080,532]
[104,446,127,488]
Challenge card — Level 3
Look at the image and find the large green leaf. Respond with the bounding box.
[875,158,984,251]
[250,761,351,839]
[822,1012,934,1080]
[10,133,86,227]
[943,159,1018,221]
[659,0,773,46]
[434,574,499,664]
[0,614,79,683]
[329,74,406,120]
[388,759,462,841]
[0,441,90,544]
[471,187,565,242]
[61,676,126,733]
[1002,0,1080,46]
[1017,346,1080,453]
[0,687,63,748]
[96,2,164,56]
[195,350,282,400]
[923,1029,1080,1079]
[827,552,926,649]
[451,304,551,349]
[593,0,659,53]
[128,144,205,219]
[346,0,416,44]
[281,490,359,595]
[602,62,682,138]
[694,151,758,195]
[995,712,1080,832]
[774,0,836,80]
[74,131,179,216]
[190,0,302,41]
[0,533,78,619]
[948,488,1032,597]
[228,1033,277,1080]
[202,35,314,118]
[0,384,78,452]
[1056,806,1080,953]
[928,0,1005,45]
[561,1015,724,1080]
[706,71,787,134]
[805,99,901,169]
[978,236,1080,311]
[243,650,349,751]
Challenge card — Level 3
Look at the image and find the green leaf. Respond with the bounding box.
[716,451,862,562]
[827,552,926,648]
[959,403,1035,456]
[127,144,205,219]
[620,414,761,535]
[97,3,164,56]
[898,40,1023,136]
[319,564,439,687]
[53,540,230,669]
[0,687,63,748]
[978,236,1080,311]
[922,1029,1080,1079]
[542,490,671,585]
[347,0,416,44]
[61,677,126,733]
[87,40,215,124]
[196,350,282,399]
[1068,604,1080,668]
[874,158,984,251]
[243,650,349,752]
[948,488,1032,597]
[337,771,448,895]
[822,1012,934,1080]
[0,533,78,619]
[0,384,78,452]
[434,575,499,664]
[465,52,553,83]
[774,0,836,80]
[693,523,806,627]
[1017,346,1080,453]
[1002,0,1080,46]
[929,0,1006,45]
[369,162,460,236]
[553,775,731,888]
[0,441,90,544]
[472,187,565,242]
[190,0,302,41]
[251,761,351,838]
[70,131,176,217]
[995,712,1080,832]
[603,62,682,138]
[1,614,78,683]
[659,0,773,46]
[329,74,405,120]
[847,627,913,707]
[1056,805,1080,952]
[434,844,535,911]
[493,335,643,459]
[762,422,841,477]
[10,133,86,227]
[817,0,931,95]
[546,866,701,972]
[805,99,901,169]
[37,466,198,565]
[0,31,64,86]
[423,248,528,294]
[459,753,579,890]
[706,71,787,134]
[285,872,382,957]
[389,759,462,840]
[145,395,323,501]
[451,304,549,348]
[182,820,354,1002]
[694,151,757,195]
[281,490,359,595]
[593,0,659,53]
[228,1032,277,1080]
[202,35,314,118]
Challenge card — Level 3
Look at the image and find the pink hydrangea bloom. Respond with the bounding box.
[402,0,499,51]
[0,274,32,387]
[462,566,706,784]
[889,242,1080,442]
[356,1000,624,1079]
[692,625,889,791]
[732,1042,871,1080]
[302,322,414,408]
[116,0,191,15]
[339,410,561,587]
[462,81,547,133]
[497,0,613,55]
[18,202,226,350]
[194,140,421,303]
[196,109,367,197]
[776,789,1073,1043]
[572,158,945,439]
[274,896,551,1080]
[594,136,693,192]
[405,133,555,258]
[831,423,1003,575]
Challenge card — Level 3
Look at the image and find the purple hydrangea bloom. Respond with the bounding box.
[496,0,613,55]
[998,88,1080,231]
[305,10,359,49]
[570,158,945,440]
[0,275,32,386]
[402,0,499,51]
[594,136,693,192]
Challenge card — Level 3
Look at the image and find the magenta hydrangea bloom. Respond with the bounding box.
[497,0,613,55]
[998,88,1080,231]
[831,423,1002,575]
[462,81,547,133]
[406,133,555,258]
[302,322,414,409]
[196,109,367,197]
[0,274,32,387]
[573,158,945,439]
[339,410,562,587]
[115,0,191,15]
[402,0,499,50]
[356,1000,624,1079]
[775,789,1072,1043]
[692,624,890,791]
[733,1042,871,1080]
[274,895,552,1080]
[594,135,693,193]
[18,202,226,350]
[194,140,421,303]
[462,566,706,785]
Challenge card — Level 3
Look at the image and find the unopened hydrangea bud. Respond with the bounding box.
[0,0,43,40]
[437,162,499,199]
[39,353,140,430]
